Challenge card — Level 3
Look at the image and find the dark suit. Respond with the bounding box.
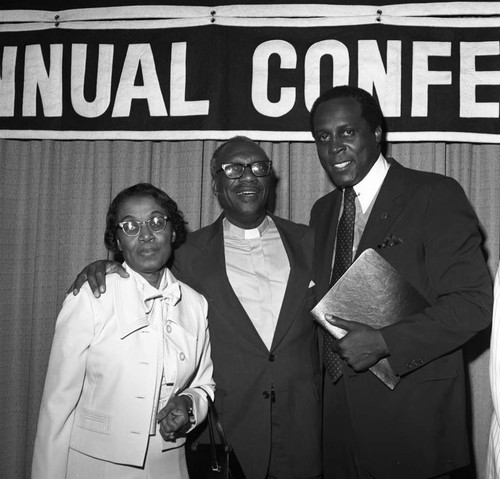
[310,159,492,479]
[172,214,322,479]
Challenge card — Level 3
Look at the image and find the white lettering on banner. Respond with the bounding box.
[411,42,452,117]
[170,42,209,116]
[1,42,209,120]
[1,39,499,126]
[0,46,16,117]
[71,44,114,118]
[358,40,402,117]
[23,44,63,117]
[112,43,168,117]
[252,40,297,117]
[304,40,349,110]
[460,42,500,118]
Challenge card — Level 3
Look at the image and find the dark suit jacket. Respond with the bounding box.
[310,159,492,479]
[172,214,322,479]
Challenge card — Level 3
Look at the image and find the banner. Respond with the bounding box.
[1,4,500,142]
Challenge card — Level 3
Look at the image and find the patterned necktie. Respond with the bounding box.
[323,186,356,383]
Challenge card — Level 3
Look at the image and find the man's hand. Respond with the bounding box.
[68,260,127,298]
[156,395,193,441]
[327,315,390,372]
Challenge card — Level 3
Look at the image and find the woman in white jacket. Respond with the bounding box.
[32,183,215,479]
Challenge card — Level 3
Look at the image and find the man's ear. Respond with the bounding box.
[212,178,219,195]
[117,238,123,251]
[374,126,382,144]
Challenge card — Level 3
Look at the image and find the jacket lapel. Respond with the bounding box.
[356,159,413,257]
[113,276,149,339]
[314,189,343,295]
[196,216,269,351]
[270,216,313,351]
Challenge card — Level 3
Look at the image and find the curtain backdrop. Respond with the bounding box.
[1,138,498,479]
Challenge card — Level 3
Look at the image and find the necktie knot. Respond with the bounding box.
[343,186,356,205]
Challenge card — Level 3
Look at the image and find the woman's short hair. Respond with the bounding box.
[104,183,187,256]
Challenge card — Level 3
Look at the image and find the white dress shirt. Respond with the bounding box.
[335,154,390,261]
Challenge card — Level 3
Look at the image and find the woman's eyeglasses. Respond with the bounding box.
[117,215,169,237]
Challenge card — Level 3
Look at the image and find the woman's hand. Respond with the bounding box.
[156,395,193,441]
[67,260,128,297]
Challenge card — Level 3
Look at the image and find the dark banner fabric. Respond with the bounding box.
[1,4,500,142]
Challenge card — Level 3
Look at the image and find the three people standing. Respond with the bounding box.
[40,86,492,479]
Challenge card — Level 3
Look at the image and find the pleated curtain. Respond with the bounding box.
[1,138,499,478]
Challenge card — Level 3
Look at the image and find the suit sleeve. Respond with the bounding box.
[381,177,492,376]
[32,290,95,479]
[171,243,197,287]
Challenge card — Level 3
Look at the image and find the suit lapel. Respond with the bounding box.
[356,159,414,257]
[113,276,149,339]
[314,189,342,295]
[270,216,312,351]
[196,216,269,351]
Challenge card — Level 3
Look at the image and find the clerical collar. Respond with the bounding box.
[223,215,270,239]
[352,154,389,214]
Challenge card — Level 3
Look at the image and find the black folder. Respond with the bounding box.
[311,248,429,390]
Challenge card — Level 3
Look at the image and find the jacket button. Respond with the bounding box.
[262,391,270,399]
[166,325,172,333]
[179,352,185,361]
[269,354,275,361]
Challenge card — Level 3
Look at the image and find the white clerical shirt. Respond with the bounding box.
[223,216,290,350]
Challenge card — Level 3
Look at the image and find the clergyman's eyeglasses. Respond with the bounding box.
[216,160,273,179]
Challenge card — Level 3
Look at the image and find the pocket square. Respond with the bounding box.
[308,280,315,288]
[378,233,403,249]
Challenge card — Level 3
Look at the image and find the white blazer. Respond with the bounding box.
[32,268,214,479]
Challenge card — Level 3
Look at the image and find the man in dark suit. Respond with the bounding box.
[71,137,322,479]
[309,85,492,479]
[172,136,322,479]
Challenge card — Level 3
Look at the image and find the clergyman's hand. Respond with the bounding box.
[326,315,389,372]
[68,260,128,298]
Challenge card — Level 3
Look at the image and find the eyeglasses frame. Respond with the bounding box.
[216,160,273,179]
[117,215,170,237]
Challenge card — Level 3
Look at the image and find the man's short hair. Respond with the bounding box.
[210,136,270,177]
[309,85,384,135]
